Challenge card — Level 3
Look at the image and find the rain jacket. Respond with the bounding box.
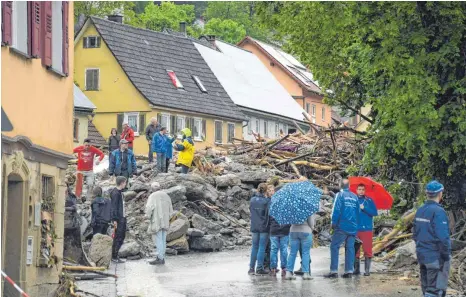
[269,216,291,237]
[91,196,112,225]
[151,131,166,154]
[165,136,176,159]
[144,191,174,234]
[413,200,451,264]
[250,193,270,233]
[121,127,135,148]
[357,195,378,231]
[331,189,359,235]
[109,149,137,176]
[176,128,195,167]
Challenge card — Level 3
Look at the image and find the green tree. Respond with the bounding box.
[135,2,195,32]
[203,18,246,44]
[74,1,136,24]
[257,2,466,206]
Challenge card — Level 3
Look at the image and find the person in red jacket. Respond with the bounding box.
[73,138,105,201]
[121,122,135,151]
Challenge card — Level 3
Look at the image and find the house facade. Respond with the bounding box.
[74,17,244,154]
[1,1,74,296]
[238,37,332,127]
[195,39,308,142]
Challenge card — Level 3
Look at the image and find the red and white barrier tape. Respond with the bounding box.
[1,270,30,297]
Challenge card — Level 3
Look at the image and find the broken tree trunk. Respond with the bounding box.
[63,265,106,272]
[293,160,338,170]
[275,151,315,166]
[373,211,416,254]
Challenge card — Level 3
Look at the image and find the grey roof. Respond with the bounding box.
[74,84,96,110]
[1,107,13,132]
[90,17,244,121]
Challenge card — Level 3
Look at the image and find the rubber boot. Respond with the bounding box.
[364,258,371,276]
[354,259,361,275]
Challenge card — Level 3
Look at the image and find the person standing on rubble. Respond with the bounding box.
[110,176,128,263]
[354,183,378,276]
[73,138,105,201]
[121,122,135,151]
[108,128,120,154]
[249,183,271,275]
[413,181,451,297]
[175,128,195,174]
[145,117,161,163]
[152,127,168,173]
[109,139,137,183]
[91,186,112,236]
[324,178,359,278]
[164,132,176,173]
[145,191,174,265]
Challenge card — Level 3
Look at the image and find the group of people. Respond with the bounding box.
[248,178,452,296]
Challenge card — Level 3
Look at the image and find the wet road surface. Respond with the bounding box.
[118,247,422,297]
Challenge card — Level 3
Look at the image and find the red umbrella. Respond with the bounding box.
[349,177,394,210]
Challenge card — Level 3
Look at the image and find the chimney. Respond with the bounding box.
[179,22,187,37]
[207,35,216,46]
[108,15,123,24]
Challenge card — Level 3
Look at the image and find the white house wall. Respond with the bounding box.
[242,115,290,142]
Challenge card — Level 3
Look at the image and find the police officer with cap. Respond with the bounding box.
[413,180,451,297]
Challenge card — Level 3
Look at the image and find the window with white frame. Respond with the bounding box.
[85,69,100,91]
[311,104,316,124]
[263,121,268,136]
[255,119,260,133]
[247,118,252,134]
[52,1,63,72]
[11,1,28,54]
[176,115,185,138]
[284,124,288,134]
[227,123,235,143]
[192,75,207,93]
[215,121,223,143]
[306,103,310,114]
[124,112,140,136]
[193,118,202,141]
[83,36,101,48]
[160,114,170,130]
[322,107,326,121]
[275,123,279,138]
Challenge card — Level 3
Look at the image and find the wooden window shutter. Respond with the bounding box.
[41,1,52,67]
[1,1,13,46]
[202,119,207,141]
[29,1,41,57]
[83,37,88,48]
[117,114,124,134]
[97,36,101,47]
[139,113,145,135]
[62,1,69,75]
[170,115,176,134]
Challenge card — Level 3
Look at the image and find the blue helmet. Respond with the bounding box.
[425,180,444,195]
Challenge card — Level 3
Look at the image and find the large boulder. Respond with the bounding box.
[162,186,187,204]
[204,183,219,203]
[215,174,241,188]
[167,236,189,253]
[190,234,224,252]
[191,214,222,234]
[392,240,417,269]
[155,174,219,202]
[237,171,274,185]
[118,240,141,258]
[123,191,137,201]
[187,228,205,238]
[89,234,113,267]
[129,182,150,193]
[167,218,190,242]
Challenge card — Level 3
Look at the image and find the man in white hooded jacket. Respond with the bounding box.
[145,191,174,265]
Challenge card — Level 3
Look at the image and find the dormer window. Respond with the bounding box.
[83,36,101,48]
[192,75,207,93]
[167,70,184,89]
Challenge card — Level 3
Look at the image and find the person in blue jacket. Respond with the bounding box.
[354,184,378,276]
[324,178,360,278]
[413,181,451,297]
[152,127,167,173]
[249,183,271,276]
[164,133,176,173]
[109,139,137,183]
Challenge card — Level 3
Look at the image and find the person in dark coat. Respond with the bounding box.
[109,140,137,181]
[413,181,451,297]
[145,117,161,163]
[91,186,112,235]
[110,176,128,263]
[108,128,120,153]
[248,183,271,275]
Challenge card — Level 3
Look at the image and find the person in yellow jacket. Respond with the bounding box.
[175,128,195,174]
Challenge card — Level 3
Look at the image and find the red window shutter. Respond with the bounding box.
[29,1,41,57]
[62,1,69,75]
[1,1,13,45]
[41,1,52,67]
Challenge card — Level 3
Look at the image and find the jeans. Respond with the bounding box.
[270,236,289,269]
[156,153,166,172]
[420,259,450,297]
[180,164,189,174]
[148,143,154,163]
[330,230,355,273]
[249,232,269,270]
[153,230,168,260]
[286,232,313,273]
[112,217,127,258]
[165,158,170,173]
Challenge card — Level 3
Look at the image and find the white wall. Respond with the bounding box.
[242,115,290,142]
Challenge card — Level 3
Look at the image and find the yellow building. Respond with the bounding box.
[74,17,245,155]
[1,1,74,295]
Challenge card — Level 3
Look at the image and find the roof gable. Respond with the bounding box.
[74,84,96,110]
[88,17,244,121]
